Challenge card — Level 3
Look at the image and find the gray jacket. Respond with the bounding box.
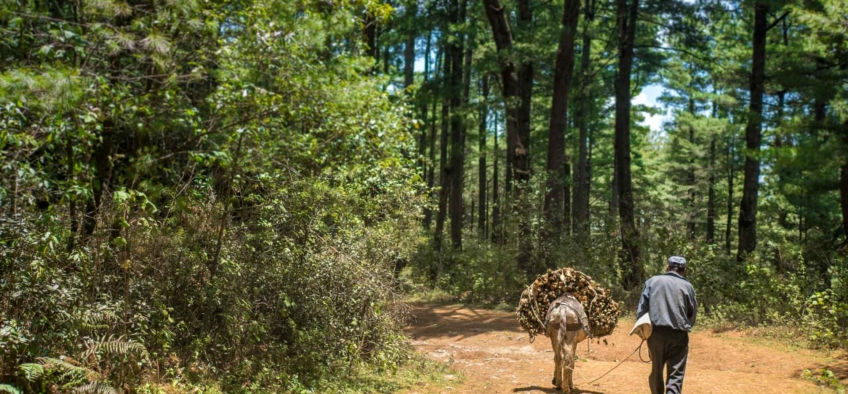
[636,272,697,332]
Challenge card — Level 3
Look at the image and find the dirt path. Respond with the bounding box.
[404,304,847,394]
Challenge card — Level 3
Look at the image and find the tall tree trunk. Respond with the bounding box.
[564,157,571,235]
[448,0,466,249]
[841,162,848,245]
[417,33,432,182]
[479,76,490,239]
[544,0,581,237]
[572,0,594,238]
[403,14,416,89]
[424,45,444,230]
[725,125,734,254]
[364,13,378,63]
[492,111,502,243]
[737,2,768,262]
[67,139,78,251]
[435,49,452,251]
[615,0,642,290]
[706,101,718,244]
[515,0,534,276]
[482,0,521,248]
[404,42,414,89]
[383,45,391,74]
[687,96,697,238]
[515,0,533,185]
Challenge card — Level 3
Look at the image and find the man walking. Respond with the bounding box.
[636,256,698,394]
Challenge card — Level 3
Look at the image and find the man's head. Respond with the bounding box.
[666,256,687,276]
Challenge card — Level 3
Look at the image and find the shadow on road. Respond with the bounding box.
[405,303,521,342]
[512,386,604,394]
[796,354,848,386]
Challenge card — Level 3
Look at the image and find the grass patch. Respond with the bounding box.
[319,354,461,393]
[802,368,846,394]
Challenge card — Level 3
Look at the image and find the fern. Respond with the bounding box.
[80,310,120,331]
[73,381,117,394]
[19,363,45,381]
[37,357,100,381]
[0,384,20,394]
[84,336,148,360]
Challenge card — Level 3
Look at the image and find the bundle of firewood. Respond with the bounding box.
[517,268,621,338]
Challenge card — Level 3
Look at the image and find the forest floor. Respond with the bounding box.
[402,303,848,394]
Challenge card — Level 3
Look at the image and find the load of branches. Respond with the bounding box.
[517,268,621,339]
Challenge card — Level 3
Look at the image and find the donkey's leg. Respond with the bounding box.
[568,336,578,390]
[550,327,562,389]
[560,329,573,393]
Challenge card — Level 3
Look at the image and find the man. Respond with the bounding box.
[636,256,698,394]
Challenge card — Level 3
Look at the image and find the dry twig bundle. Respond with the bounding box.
[517,268,621,339]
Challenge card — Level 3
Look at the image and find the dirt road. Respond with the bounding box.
[404,304,847,394]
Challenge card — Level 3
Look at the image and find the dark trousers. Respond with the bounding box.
[647,326,689,394]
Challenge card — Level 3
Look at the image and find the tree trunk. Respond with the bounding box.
[404,0,417,86]
[572,0,594,238]
[492,110,502,244]
[737,2,768,262]
[725,125,734,254]
[417,33,431,183]
[707,135,717,244]
[706,101,717,244]
[615,0,642,290]
[424,45,444,230]
[544,0,581,237]
[687,97,697,238]
[404,38,415,89]
[842,163,848,245]
[479,76,490,239]
[448,0,466,250]
[434,49,452,251]
[67,139,78,251]
[482,0,521,249]
[515,0,534,276]
[364,13,378,63]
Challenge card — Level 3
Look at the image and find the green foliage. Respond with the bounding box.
[0,0,425,391]
[803,368,847,394]
[0,385,19,394]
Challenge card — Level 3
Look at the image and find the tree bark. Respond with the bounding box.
[707,135,717,244]
[572,0,594,238]
[492,111,502,244]
[842,163,848,245]
[364,13,378,65]
[424,45,444,230]
[706,101,718,244]
[434,49,452,251]
[515,0,534,276]
[448,0,466,250]
[482,0,521,191]
[737,2,768,262]
[544,0,581,237]
[404,37,415,89]
[479,76,490,239]
[482,0,522,250]
[417,33,431,183]
[615,0,642,290]
[687,96,697,238]
[725,125,734,254]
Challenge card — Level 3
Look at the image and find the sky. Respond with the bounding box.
[634,83,670,133]
[414,56,671,133]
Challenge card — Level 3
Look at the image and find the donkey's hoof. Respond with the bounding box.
[552,377,556,386]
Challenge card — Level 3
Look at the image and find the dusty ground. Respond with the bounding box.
[403,304,847,394]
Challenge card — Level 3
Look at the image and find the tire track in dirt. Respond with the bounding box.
[403,304,846,394]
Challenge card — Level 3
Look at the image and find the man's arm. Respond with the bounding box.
[636,282,650,318]
[687,285,698,328]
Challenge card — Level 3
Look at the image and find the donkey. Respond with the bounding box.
[546,293,590,392]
